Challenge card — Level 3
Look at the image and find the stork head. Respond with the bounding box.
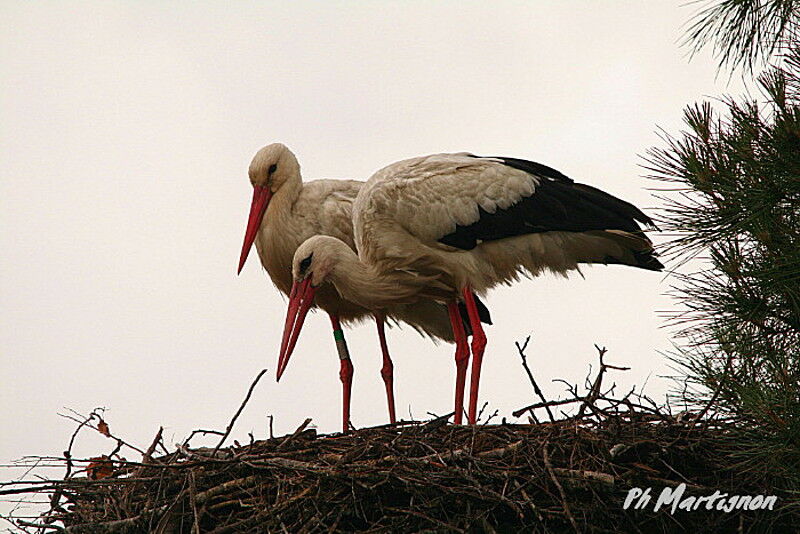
[291,236,344,287]
[237,143,301,274]
[276,236,347,380]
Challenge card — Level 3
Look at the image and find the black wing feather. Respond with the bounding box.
[481,156,573,183]
[438,155,662,271]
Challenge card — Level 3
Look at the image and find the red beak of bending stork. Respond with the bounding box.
[237,185,273,274]
[276,277,317,381]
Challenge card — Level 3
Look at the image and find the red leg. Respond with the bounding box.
[447,301,469,425]
[463,288,487,425]
[339,359,353,432]
[330,315,353,432]
[374,313,397,424]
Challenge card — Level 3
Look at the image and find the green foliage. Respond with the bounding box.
[685,0,800,72]
[646,35,800,487]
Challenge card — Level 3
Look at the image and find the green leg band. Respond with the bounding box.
[333,328,351,361]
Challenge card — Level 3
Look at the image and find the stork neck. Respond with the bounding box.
[253,173,304,295]
[330,251,420,311]
[264,173,302,227]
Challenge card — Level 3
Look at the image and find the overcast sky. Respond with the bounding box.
[1,1,747,522]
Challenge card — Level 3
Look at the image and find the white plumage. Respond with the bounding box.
[283,152,662,425]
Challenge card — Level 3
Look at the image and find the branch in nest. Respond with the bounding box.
[212,368,268,457]
[515,336,556,423]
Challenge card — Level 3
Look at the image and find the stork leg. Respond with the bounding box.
[463,288,487,425]
[447,301,470,425]
[374,313,397,424]
[329,314,353,433]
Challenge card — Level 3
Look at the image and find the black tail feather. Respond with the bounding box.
[603,250,665,271]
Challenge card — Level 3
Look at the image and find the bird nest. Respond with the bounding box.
[3,343,797,533]
[7,416,795,534]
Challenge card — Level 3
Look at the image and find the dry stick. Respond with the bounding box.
[476,401,491,422]
[188,471,201,534]
[48,411,97,516]
[15,519,65,532]
[416,411,453,434]
[212,369,268,457]
[551,468,615,487]
[61,412,96,478]
[0,478,175,497]
[542,441,579,534]
[384,506,465,533]
[45,409,116,525]
[481,408,500,425]
[182,429,224,448]
[577,345,629,419]
[512,398,584,418]
[577,345,607,418]
[515,336,556,423]
[276,418,312,451]
[124,426,165,491]
[48,474,260,531]
[157,436,170,456]
[58,411,147,457]
[107,439,124,461]
[142,427,163,464]
[206,487,314,534]
[513,480,545,522]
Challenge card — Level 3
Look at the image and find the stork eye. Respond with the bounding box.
[299,254,313,274]
[268,163,278,175]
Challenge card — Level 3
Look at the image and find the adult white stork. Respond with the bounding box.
[279,152,663,425]
[237,144,490,431]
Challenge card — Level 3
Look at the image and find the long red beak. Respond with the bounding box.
[237,185,273,274]
[276,277,317,381]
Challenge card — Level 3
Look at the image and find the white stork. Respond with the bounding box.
[237,144,490,431]
[278,152,663,425]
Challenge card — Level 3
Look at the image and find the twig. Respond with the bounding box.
[476,401,491,422]
[551,468,615,487]
[62,411,97,479]
[418,412,454,433]
[57,410,146,456]
[577,346,629,419]
[512,398,585,418]
[15,519,65,532]
[48,410,98,518]
[182,429,224,448]
[481,408,500,425]
[142,427,163,464]
[542,441,579,534]
[129,427,164,482]
[515,336,556,422]
[276,418,312,451]
[212,369,268,457]
[188,471,201,534]
[384,507,465,533]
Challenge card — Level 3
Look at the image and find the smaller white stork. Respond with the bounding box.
[278,152,663,425]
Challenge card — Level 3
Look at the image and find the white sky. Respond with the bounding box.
[1,1,746,522]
